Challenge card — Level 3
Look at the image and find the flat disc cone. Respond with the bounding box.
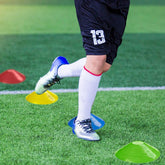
[68,114,105,134]
[115,141,160,163]
[26,91,58,105]
[0,69,26,84]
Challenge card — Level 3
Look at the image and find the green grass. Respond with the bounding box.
[0,5,164,34]
[0,0,164,5]
[0,5,79,34]
[0,0,165,164]
[0,90,165,164]
[127,6,165,33]
[0,3,164,91]
[0,0,74,6]
[0,33,164,91]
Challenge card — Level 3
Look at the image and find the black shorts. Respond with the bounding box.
[74,0,130,64]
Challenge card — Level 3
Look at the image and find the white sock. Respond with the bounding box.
[58,57,86,78]
[77,67,102,121]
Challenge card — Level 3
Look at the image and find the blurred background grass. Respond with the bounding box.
[0,0,165,164]
[0,0,164,91]
[0,0,165,5]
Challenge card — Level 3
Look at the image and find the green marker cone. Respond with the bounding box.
[115,141,160,163]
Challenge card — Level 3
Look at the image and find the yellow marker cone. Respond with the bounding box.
[26,91,58,105]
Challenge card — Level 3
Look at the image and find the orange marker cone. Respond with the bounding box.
[0,69,26,84]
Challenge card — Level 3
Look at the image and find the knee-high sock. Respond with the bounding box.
[77,67,102,121]
[58,57,86,78]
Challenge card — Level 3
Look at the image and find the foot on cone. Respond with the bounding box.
[73,119,100,141]
[68,114,105,131]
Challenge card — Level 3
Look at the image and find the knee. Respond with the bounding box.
[103,63,111,73]
[85,55,107,74]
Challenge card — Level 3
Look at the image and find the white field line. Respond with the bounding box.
[0,86,165,95]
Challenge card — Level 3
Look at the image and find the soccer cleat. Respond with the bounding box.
[35,56,69,94]
[74,119,100,141]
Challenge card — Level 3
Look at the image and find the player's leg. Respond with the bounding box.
[85,55,111,74]
[35,57,86,94]
[58,55,110,78]
[74,55,111,141]
[77,55,108,121]
[73,0,115,141]
[58,57,86,78]
[73,0,130,141]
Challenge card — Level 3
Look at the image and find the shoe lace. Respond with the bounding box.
[44,76,61,88]
[80,119,94,133]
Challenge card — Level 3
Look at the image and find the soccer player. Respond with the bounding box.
[35,0,130,141]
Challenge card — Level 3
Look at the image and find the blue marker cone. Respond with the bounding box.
[68,114,105,134]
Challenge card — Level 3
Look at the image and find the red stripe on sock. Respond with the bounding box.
[84,66,102,76]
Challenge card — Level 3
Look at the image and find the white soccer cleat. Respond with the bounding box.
[74,119,100,141]
[35,56,69,94]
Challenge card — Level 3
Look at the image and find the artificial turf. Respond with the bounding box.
[0,33,165,91]
[0,90,165,164]
[0,0,165,164]
[0,3,165,91]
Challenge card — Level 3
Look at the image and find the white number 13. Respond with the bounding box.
[90,30,106,45]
